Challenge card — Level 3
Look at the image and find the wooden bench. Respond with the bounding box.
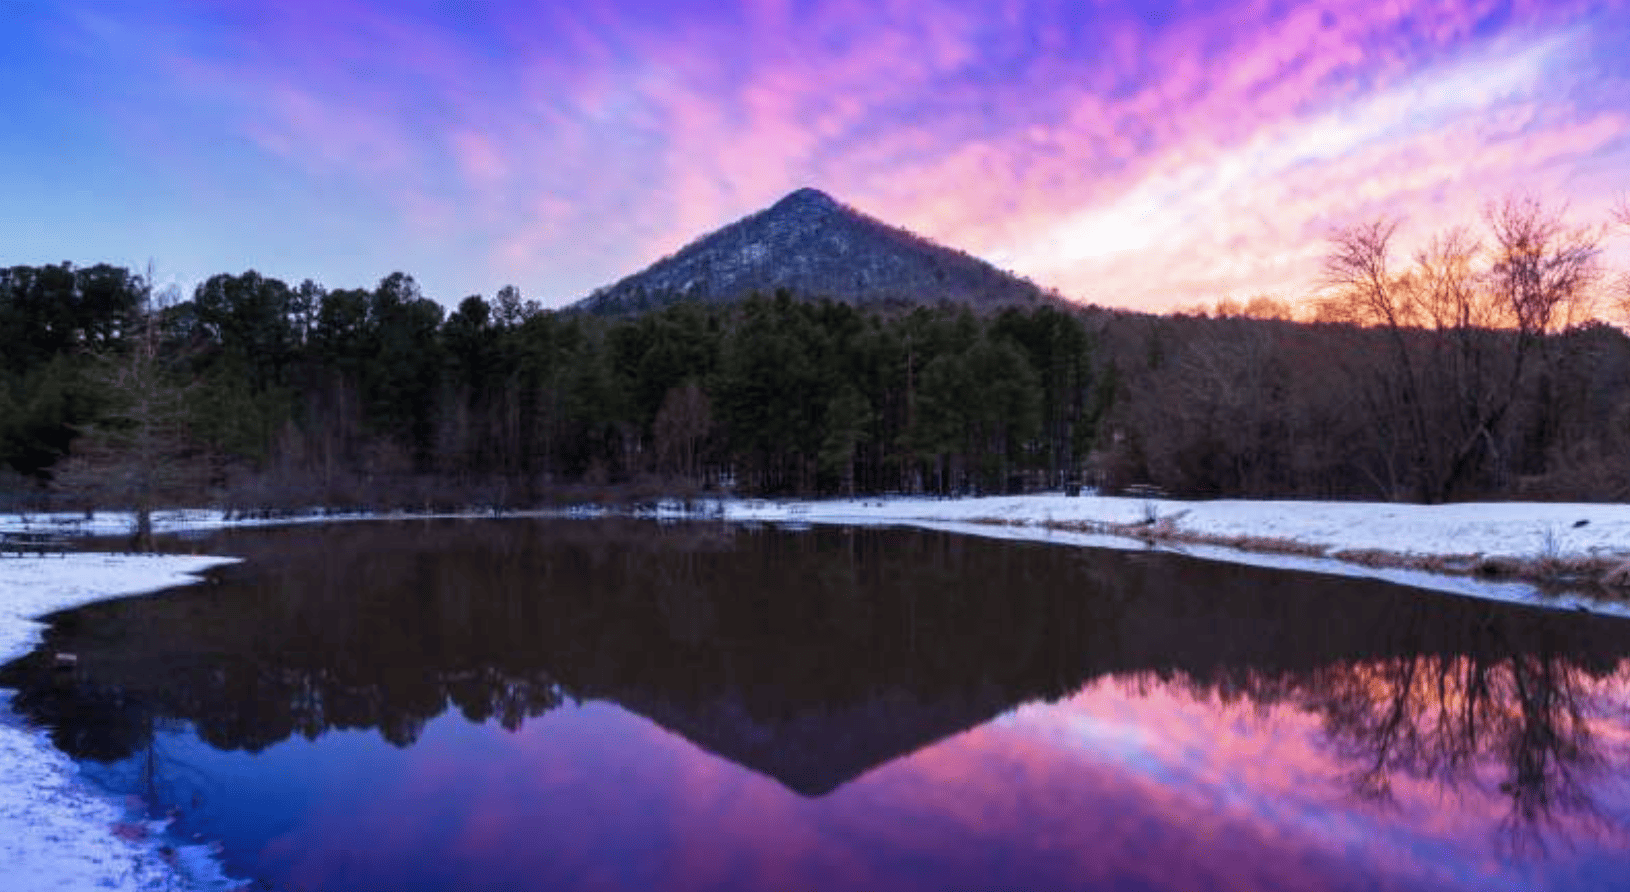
[0,531,72,557]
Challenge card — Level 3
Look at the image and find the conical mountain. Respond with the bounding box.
[571,188,1050,313]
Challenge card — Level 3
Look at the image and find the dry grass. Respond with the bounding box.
[966,515,1630,602]
[1604,560,1630,589]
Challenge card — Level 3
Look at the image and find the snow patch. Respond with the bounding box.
[721,494,1630,616]
[1,553,242,892]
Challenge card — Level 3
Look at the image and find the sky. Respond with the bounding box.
[2,0,1627,313]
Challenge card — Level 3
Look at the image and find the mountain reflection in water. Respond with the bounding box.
[3,520,1628,891]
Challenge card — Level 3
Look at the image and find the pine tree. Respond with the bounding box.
[55,277,203,550]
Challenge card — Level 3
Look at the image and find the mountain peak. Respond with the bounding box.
[772,187,840,212]
[572,189,1050,314]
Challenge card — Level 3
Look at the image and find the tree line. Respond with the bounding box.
[2,196,1627,516]
[0,266,1102,514]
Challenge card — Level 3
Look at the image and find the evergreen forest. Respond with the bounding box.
[3,199,1628,516]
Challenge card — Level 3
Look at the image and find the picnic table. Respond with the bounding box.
[0,530,73,557]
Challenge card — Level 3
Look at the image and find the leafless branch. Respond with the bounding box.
[1407,226,1490,330]
[1486,195,1603,337]
[1612,195,1630,229]
[1317,218,1406,327]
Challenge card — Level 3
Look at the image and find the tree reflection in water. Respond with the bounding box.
[3,519,1628,857]
[1293,603,1630,857]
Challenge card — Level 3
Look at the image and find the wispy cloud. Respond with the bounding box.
[994,24,1619,305]
[4,0,1625,308]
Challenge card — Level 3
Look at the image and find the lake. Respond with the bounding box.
[4,519,1628,891]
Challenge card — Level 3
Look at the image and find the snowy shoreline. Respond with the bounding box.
[0,554,242,892]
[719,493,1630,563]
[717,494,1630,610]
[13,492,1630,569]
[8,494,1630,607]
[2,493,1628,889]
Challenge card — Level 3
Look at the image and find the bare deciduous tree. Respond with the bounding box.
[1314,197,1604,502]
[653,381,711,483]
[1404,227,1494,329]
[1485,195,1602,339]
[1316,218,1408,327]
[1241,293,1297,321]
[1611,197,1630,323]
[56,274,204,550]
[1316,218,1435,498]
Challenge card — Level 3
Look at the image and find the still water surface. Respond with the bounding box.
[4,519,1630,891]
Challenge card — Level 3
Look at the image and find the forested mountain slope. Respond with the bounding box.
[572,188,1051,314]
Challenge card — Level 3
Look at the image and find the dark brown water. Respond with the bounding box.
[5,519,1630,891]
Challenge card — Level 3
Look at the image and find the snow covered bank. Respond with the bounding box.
[723,494,1630,610]
[10,495,1629,605]
[724,495,1630,562]
[0,506,611,541]
[0,507,387,538]
[10,498,1627,574]
[1,554,241,892]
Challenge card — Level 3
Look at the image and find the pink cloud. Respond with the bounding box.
[97,0,1630,308]
[448,130,508,188]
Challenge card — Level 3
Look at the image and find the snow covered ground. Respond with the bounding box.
[0,553,241,892]
[0,507,386,539]
[720,494,1630,565]
[14,495,1618,573]
[720,494,1630,614]
[7,494,1629,600]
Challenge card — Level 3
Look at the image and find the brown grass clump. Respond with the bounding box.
[977,515,1630,603]
[1473,556,1524,578]
[1330,551,1488,574]
[1605,561,1630,589]
[1205,534,1328,557]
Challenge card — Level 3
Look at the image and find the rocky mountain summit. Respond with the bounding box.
[571,188,1050,313]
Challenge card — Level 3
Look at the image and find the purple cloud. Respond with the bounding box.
[2,0,1625,309]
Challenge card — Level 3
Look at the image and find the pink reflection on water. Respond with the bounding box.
[247,674,1629,892]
